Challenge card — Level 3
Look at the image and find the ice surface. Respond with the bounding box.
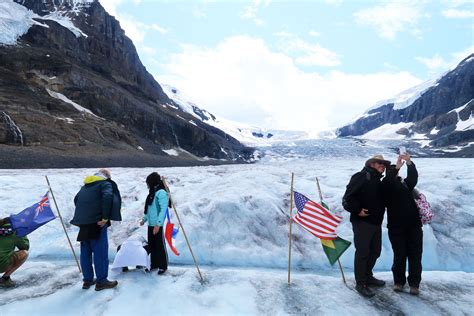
[0,155,472,272]
[0,263,472,315]
[0,140,473,314]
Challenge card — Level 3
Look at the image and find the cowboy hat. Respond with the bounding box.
[365,154,391,167]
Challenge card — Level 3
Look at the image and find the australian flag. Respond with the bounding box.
[10,192,56,237]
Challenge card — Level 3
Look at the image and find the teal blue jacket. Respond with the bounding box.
[143,189,169,227]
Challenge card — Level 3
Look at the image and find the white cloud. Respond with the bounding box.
[415,54,449,72]
[275,33,341,67]
[98,0,123,16]
[309,30,321,37]
[240,0,271,26]
[140,45,157,55]
[151,23,168,35]
[157,36,421,132]
[416,46,474,73]
[442,9,474,18]
[354,2,427,40]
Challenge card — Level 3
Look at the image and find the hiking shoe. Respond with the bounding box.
[409,286,420,296]
[355,284,375,298]
[157,269,167,275]
[82,280,96,289]
[367,276,386,287]
[393,284,404,292]
[0,278,15,288]
[95,280,118,291]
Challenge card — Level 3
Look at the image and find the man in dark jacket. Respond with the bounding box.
[382,154,422,295]
[0,217,29,288]
[343,155,390,297]
[71,169,122,291]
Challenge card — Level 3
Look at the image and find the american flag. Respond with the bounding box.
[292,191,342,240]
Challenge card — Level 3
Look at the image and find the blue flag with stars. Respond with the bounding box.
[10,192,56,237]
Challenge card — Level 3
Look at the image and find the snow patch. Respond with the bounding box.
[46,89,102,119]
[441,142,474,152]
[360,122,413,140]
[41,12,88,38]
[369,76,441,112]
[456,114,474,131]
[163,149,179,156]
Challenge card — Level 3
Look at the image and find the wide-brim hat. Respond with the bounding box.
[365,154,391,167]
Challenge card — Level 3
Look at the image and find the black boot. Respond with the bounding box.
[82,279,96,290]
[95,280,118,291]
[355,284,375,298]
[367,276,385,287]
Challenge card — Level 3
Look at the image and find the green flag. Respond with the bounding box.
[321,236,351,265]
[320,201,351,265]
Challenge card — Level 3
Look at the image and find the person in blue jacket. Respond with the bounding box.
[71,168,122,291]
[140,172,170,274]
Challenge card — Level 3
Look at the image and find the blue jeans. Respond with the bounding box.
[80,227,109,284]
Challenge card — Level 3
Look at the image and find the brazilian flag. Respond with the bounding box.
[320,201,351,265]
[320,237,351,265]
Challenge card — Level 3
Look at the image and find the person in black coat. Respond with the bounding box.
[71,168,122,291]
[343,154,390,298]
[382,153,422,296]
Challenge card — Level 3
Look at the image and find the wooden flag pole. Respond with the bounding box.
[45,176,81,273]
[315,177,346,285]
[162,178,204,282]
[287,172,295,286]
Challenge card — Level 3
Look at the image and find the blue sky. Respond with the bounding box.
[100,0,473,133]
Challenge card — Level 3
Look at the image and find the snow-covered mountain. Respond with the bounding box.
[160,84,312,147]
[337,55,474,157]
[0,0,254,168]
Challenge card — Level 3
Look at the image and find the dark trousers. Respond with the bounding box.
[352,220,382,285]
[388,226,423,287]
[80,227,109,284]
[148,226,168,270]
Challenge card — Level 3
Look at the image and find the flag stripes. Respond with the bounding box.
[292,191,342,240]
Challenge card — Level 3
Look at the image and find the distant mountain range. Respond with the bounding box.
[160,84,312,147]
[0,0,254,168]
[337,55,474,157]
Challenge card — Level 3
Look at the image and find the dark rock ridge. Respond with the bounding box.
[337,55,474,155]
[0,0,254,168]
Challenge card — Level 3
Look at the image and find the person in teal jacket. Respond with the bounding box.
[140,172,170,274]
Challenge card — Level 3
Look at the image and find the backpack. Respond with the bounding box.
[413,189,433,224]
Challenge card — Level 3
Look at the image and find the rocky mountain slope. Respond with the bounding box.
[337,55,474,157]
[0,0,254,168]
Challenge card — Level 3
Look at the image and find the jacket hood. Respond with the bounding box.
[84,175,107,185]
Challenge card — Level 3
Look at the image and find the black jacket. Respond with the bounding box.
[71,178,122,226]
[382,163,421,229]
[343,166,386,225]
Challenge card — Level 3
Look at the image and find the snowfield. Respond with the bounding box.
[0,148,473,314]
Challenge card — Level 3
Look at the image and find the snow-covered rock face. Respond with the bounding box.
[337,55,474,156]
[0,0,255,166]
[0,1,37,45]
[0,0,94,45]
